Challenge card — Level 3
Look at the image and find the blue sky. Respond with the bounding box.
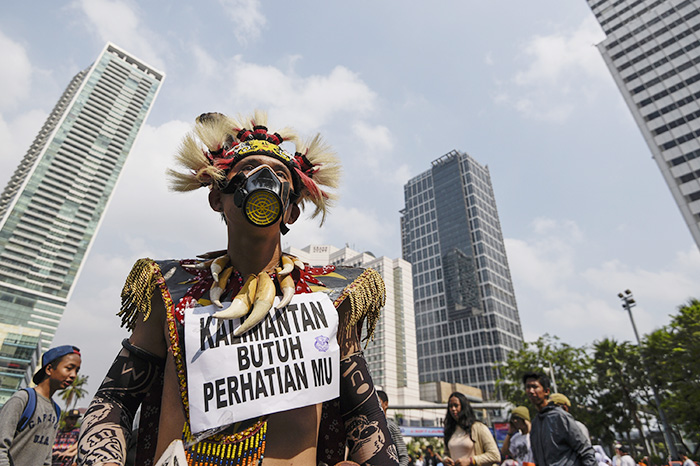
[1,0,698,401]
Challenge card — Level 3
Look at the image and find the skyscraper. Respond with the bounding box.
[285,244,421,408]
[587,0,700,248]
[0,43,164,349]
[0,323,41,405]
[401,150,523,398]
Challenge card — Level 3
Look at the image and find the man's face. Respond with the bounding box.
[380,399,389,413]
[217,155,296,227]
[524,377,550,408]
[47,353,82,390]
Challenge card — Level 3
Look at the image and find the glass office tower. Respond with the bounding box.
[0,43,164,349]
[401,150,523,398]
[588,0,700,248]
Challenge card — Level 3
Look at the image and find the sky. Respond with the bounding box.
[1,0,699,403]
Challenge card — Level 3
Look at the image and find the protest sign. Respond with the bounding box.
[185,292,339,434]
[154,439,187,466]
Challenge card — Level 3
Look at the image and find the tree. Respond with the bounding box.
[495,335,595,431]
[59,374,89,410]
[642,299,700,456]
[591,339,650,453]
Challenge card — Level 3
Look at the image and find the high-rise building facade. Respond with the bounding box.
[587,0,700,248]
[0,323,42,406]
[285,244,421,408]
[0,43,164,348]
[401,150,523,398]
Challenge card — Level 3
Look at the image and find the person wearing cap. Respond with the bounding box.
[0,345,81,466]
[77,111,396,466]
[548,393,591,445]
[523,371,596,466]
[52,409,82,466]
[500,406,533,466]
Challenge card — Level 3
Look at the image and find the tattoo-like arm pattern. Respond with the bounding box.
[77,340,164,466]
[340,352,399,466]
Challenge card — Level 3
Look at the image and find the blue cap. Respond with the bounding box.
[33,345,81,385]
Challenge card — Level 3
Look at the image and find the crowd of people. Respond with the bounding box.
[405,371,695,466]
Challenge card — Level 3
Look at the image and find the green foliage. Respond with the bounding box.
[495,334,593,425]
[642,299,700,455]
[406,437,446,458]
[58,374,89,410]
[494,304,700,458]
[591,339,648,449]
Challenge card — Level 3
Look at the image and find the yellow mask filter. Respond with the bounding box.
[245,189,282,226]
[231,165,290,227]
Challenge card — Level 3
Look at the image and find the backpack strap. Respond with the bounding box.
[52,399,61,422]
[17,387,37,432]
[16,388,61,432]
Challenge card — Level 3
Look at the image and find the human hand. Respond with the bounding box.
[443,456,455,466]
[455,458,473,466]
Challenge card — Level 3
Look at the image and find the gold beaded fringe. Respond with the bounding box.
[333,268,386,345]
[118,258,164,330]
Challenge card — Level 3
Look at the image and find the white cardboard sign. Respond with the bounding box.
[184,292,339,434]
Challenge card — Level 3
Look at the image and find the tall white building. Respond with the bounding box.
[286,244,421,409]
[0,323,42,406]
[401,150,523,399]
[0,43,164,349]
[588,0,700,248]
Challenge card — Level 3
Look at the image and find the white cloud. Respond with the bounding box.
[513,16,606,87]
[495,15,608,123]
[0,110,48,188]
[191,45,218,79]
[581,248,700,304]
[219,0,267,45]
[351,121,394,169]
[506,218,700,346]
[0,30,32,109]
[223,57,377,132]
[283,205,393,256]
[76,0,166,71]
[101,120,229,255]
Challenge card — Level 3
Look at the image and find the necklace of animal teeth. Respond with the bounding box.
[184,253,305,336]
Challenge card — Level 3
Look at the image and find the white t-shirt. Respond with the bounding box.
[508,432,533,466]
[620,455,636,466]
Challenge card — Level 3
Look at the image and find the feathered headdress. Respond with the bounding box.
[167,110,341,224]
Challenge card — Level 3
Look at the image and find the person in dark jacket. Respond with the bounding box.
[523,372,596,466]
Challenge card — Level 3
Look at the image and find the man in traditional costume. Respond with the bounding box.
[77,111,398,466]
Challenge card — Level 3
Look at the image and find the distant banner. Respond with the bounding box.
[399,426,444,437]
[185,292,339,434]
[493,422,510,448]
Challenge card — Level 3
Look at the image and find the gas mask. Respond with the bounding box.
[223,164,292,228]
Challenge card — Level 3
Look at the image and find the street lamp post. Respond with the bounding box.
[618,290,678,460]
[544,360,558,393]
